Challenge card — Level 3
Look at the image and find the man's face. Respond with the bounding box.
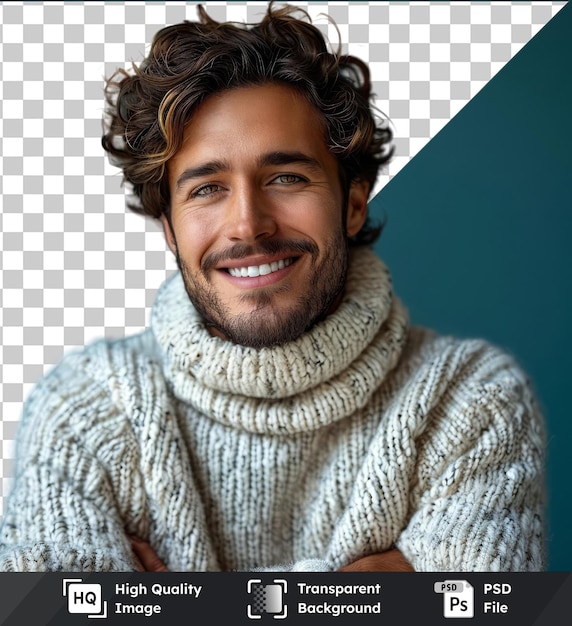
[163,83,367,348]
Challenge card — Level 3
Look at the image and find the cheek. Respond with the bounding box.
[291,201,343,237]
[171,215,214,263]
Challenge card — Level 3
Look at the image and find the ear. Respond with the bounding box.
[160,214,177,255]
[346,179,369,238]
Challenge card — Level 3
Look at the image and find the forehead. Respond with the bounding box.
[168,83,334,177]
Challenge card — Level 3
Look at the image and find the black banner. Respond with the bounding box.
[0,572,570,625]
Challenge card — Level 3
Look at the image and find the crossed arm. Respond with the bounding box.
[130,536,414,572]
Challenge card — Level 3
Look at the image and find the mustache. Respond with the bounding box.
[201,239,319,272]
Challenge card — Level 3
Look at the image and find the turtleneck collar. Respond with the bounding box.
[151,246,409,434]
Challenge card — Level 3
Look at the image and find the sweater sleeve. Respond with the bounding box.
[0,348,140,571]
[396,356,546,572]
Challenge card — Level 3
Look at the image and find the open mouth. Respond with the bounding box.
[225,257,296,278]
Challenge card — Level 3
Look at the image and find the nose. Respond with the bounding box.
[223,182,277,243]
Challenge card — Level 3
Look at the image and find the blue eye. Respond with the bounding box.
[191,184,222,198]
[273,174,303,184]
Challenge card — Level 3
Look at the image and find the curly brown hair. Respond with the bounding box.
[101,3,393,245]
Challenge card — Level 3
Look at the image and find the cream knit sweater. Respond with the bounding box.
[0,248,545,572]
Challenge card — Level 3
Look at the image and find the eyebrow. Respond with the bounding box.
[258,151,323,172]
[174,151,324,190]
[175,160,229,190]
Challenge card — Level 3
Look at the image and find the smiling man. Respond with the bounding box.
[164,83,367,349]
[0,4,545,572]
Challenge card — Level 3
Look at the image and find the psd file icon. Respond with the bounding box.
[434,580,474,618]
[247,579,288,619]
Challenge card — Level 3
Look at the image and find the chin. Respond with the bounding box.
[215,304,316,349]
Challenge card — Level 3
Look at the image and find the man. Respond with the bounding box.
[0,4,544,572]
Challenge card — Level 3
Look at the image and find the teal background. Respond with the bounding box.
[371,2,571,571]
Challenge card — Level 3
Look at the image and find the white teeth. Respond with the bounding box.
[228,258,293,278]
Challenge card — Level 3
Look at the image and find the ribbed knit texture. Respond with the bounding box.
[0,248,545,571]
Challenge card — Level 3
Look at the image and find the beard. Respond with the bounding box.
[174,228,349,349]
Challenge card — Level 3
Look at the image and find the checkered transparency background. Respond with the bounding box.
[0,1,565,515]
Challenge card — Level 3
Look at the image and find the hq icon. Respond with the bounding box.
[62,579,108,619]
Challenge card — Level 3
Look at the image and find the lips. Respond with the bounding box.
[226,257,294,278]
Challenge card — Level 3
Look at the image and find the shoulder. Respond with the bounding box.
[16,330,163,459]
[392,326,544,450]
[27,330,158,404]
[395,326,544,471]
[400,326,534,396]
